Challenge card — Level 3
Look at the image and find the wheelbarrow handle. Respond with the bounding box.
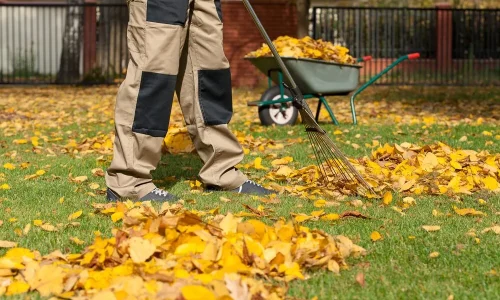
[407,53,420,60]
[362,55,372,62]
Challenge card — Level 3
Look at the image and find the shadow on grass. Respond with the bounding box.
[152,153,204,190]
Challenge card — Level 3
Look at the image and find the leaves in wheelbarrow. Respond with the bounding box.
[246,35,358,65]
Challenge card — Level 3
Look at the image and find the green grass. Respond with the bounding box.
[0,86,499,299]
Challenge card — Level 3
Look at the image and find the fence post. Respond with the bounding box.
[83,0,97,76]
[436,3,452,73]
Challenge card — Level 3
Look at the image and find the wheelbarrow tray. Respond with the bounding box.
[245,56,361,95]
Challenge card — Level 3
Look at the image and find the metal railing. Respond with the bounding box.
[0,3,499,85]
[311,7,500,85]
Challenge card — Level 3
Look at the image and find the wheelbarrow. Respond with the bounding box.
[246,53,420,125]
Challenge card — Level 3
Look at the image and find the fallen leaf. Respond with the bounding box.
[128,237,156,263]
[382,191,393,205]
[429,251,440,258]
[67,210,83,221]
[3,163,15,170]
[370,231,382,241]
[0,240,18,248]
[23,224,31,235]
[40,223,57,232]
[481,225,500,235]
[355,272,365,287]
[70,237,85,245]
[340,211,370,219]
[422,225,441,232]
[453,206,485,217]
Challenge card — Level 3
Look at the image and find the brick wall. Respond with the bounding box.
[221,0,297,87]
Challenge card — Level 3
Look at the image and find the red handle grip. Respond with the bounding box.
[362,55,372,62]
[408,53,420,60]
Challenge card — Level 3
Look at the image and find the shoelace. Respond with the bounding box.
[151,188,169,197]
[246,180,264,188]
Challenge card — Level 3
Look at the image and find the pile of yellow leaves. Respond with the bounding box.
[0,202,365,299]
[265,142,500,197]
[246,36,357,64]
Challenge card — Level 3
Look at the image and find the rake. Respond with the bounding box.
[242,0,376,197]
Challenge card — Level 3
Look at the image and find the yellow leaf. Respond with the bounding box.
[450,161,462,170]
[429,251,440,258]
[481,225,500,235]
[314,199,326,207]
[453,206,486,217]
[72,176,88,183]
[59,197,65,204]
[293,214,313,223]
[403,197,416,206]
[5,280,30,296]
[370,231,382,241]
[111,211,124,223]
[9,218,17,223]
[271,156,293,166]
[276,166,293,177]
[13,139,27,144]
[23,224,31,235]
[70,237,85,245]
[0,240,18,248]
[253,157,268,170]
[422,225,441,232]
[3,163,15,170]
[382,191,393,205]
[0,183,10,190]
[482,176,499,191]
[482,131,492,136]
[40,223,57,232]
[478,199,487,205]
[311,210,324,217]
[35,170,46,176]
[128,237,156,263]
[67,210,83,221]
[321,213,340,221]
[181,285,216,300]
[333,130,343,135]
[421,152,439,172]
[33,219,43,226]
[89,183,100,190]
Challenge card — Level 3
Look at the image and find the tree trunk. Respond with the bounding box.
[296,0,310,37]
[56,0,84,83]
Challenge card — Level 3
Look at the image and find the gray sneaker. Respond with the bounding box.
[106,187,178,202]
[206,180,275,196]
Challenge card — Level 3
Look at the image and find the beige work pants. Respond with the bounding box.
[105,0,247,199]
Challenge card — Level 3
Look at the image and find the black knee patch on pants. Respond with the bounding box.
[198,68,233,126]
[132,71,176,137]
[146,0,189,25]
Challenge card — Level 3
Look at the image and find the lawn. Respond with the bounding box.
[0,85,499,299]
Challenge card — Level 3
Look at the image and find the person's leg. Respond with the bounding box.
[176,0,274,195]
[175,0,247,190]
[105,0,189,200]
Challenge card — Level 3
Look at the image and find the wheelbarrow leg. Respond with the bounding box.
[315,99,322,122]
[319,96,339,125]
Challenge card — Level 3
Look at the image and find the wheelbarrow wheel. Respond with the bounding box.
[258,86,298,126]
